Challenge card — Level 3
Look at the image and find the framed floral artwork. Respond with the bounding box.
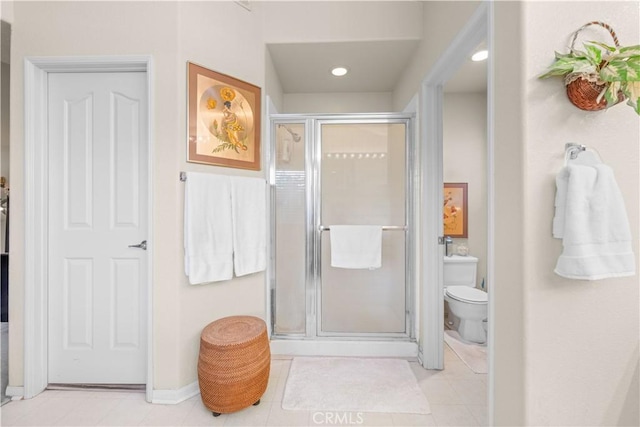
[443,183,468,238]
[187,62,261,170]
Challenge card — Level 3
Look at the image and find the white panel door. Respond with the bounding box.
[48,72,148,384]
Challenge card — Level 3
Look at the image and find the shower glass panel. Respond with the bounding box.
[272,122,307,335]
[319,122,407,335]
[270,115,412,340]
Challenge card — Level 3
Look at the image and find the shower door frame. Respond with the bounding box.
[269,113,416,342]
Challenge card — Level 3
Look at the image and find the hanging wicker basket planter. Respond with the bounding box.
[564,22,625,111]
[539,21,640,115]
[565,71,626,111]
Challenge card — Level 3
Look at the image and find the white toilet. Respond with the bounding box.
[443,255,487,344]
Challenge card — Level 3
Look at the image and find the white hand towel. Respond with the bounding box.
[184,172,233,284]
[230,176,267,276]
[554,149,602,238]
[330,225,383,269]
[554,164,635,280]
[552,167,569,238]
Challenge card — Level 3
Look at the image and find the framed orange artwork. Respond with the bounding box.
[187,62,261,170]
[443,183,468,238]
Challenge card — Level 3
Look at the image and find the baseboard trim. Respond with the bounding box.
[7,382,201,405]
[151,381,200,405]
[5,386,25,399]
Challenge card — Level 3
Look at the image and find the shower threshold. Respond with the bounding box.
[269,338,418,358]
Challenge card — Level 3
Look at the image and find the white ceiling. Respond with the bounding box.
[268,40,421,94]
[268,40,487,96]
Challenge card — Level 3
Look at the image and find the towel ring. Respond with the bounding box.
[564,143,602,166]
[565,143,586,161]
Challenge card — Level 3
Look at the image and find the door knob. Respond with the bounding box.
[128,240,147,250]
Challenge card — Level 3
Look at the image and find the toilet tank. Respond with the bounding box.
[443,255,478,287]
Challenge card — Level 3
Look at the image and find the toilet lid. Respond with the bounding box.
[446,286,487,304]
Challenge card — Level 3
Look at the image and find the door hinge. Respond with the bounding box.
[438,236,445,245]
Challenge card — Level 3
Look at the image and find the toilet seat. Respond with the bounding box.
[445,286,487,304]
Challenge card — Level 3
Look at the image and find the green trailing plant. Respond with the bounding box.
[540,40,640,114]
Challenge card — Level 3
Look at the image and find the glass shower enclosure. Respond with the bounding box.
[270,114,414,341]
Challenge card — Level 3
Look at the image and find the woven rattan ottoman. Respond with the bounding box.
[197,315,270,417]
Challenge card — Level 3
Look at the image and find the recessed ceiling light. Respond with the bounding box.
[331,67,348,77]
[471,49,489,62]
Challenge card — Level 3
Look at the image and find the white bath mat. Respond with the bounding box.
[282,357,431,414]
[444,329,488,374]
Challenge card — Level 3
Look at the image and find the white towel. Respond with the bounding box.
[552,169,568,238]
[553,164,635,280]
[554,148,602,238]
[330,225,383,269]
[230,176,267,276]
[184,172,233,284]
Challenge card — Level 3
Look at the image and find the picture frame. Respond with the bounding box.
[443,183,468,238]
[187,62,261,170]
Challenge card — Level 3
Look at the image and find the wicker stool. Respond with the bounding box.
[197,315,270,417]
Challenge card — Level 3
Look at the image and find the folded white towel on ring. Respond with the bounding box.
[553,163,635,280]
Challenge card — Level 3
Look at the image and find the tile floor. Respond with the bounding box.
[1,345,487,426]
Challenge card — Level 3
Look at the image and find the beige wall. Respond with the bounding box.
[1,61,8,179]
[1,61,8,254]
[393,0,481,110]
[1,11,10,253]
[7,0,270,391]
[263,0,422,114]
[390,0,484,362]
[493,4,526,423]
[263,1,423,44]
[175,0,268,389]
[522,2,639,425]
[8,0,185,390]
[443,92,487,289]
[265,48,284,113]
[10,2,638,424]
[7,0,428,393]
[494,1,640,425]
[0,1,14,23]
[283,92,393,114]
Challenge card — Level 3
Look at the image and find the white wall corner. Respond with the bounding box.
[5,386,25,399]
[403,94,418,113]
[151,381,200,405]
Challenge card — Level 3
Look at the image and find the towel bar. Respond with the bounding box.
[319,225,407,231]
